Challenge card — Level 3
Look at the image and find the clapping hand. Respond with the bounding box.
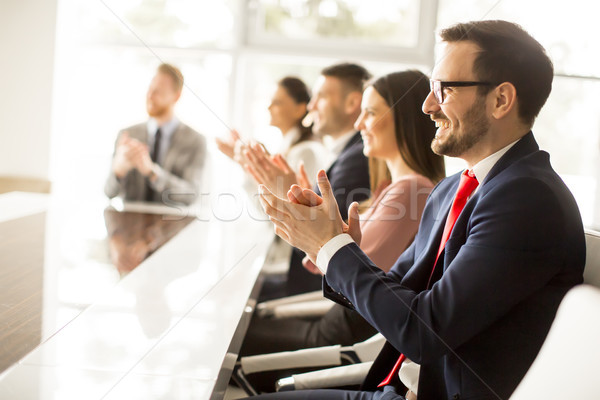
[258,170,362,264]
[302,255,323,275]
[215,129,242,161]
[244,143,300,199]
[113,132,153,178]
[126,139,153,177]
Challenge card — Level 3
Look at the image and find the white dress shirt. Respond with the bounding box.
[315,138,520,274]
[279,127,330,186]
[277,126,302,155]
[321,130,357,170]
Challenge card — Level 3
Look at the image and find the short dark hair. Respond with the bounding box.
[439,20,553,126]
[321,63,372,93]
[372,70,445,184]
[157,63,184,92]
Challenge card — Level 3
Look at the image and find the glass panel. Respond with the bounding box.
[250,0,421,47]
[233,56,324,151]
[437,0,600,78]
[58,0,237,49]
[533,77,600,228]
[438,79,600,228]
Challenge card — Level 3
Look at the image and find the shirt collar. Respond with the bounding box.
[278,126,301,153]
[322,130,356,157]
[147,117,179,140]
[470,138,520,192]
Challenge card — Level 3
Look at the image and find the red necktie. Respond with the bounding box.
[378,170,479,388]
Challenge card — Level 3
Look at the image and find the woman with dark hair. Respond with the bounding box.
[353,70,445,270]
[216,76,328,186]
[239,71,444,393]
[267,76,329,183]
[273,77,313,144]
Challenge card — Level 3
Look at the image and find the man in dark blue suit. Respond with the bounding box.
[255,20,585,399]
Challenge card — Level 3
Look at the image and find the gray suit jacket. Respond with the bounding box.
[104,122,206,205]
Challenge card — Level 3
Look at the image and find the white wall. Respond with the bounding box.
[0,0,58,180]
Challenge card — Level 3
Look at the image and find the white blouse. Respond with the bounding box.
[279,127,330,186]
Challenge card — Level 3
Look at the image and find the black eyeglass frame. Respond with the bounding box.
[429,79,496,104]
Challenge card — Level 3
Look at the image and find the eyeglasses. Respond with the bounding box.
[429,79,495,104]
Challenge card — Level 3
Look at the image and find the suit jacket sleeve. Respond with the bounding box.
[324,237,417,310]
[325,176,572,364]
[104,130,126,199]
[324,139,370,221]
[322,176,434,310]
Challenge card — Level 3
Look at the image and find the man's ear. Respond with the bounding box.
[344,91,362,115]
[174,90,182,103]
[491,82,517,120]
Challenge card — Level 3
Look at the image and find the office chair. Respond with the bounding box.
[510,284,600,399]
[583,229,600,288]
[233,333,385,394]
[255,290,333,319]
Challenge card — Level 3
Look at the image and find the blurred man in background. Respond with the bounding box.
[105,63,206,205]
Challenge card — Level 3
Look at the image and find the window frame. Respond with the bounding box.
[243,0,438,66]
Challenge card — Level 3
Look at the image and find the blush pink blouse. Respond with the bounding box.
[359,174,434,272]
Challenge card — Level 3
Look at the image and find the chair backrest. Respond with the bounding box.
[584,229,600,288]
[351,333,385,362]
[510,285,600,399]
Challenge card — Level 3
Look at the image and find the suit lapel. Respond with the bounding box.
[315,131,362,195]
[423,132,540,278]
[401,174,459,289]
[163,124,185,171]
[480,131,538,187]
[341,131,362,151]
[324,131,361,175]
[430,178,459,254]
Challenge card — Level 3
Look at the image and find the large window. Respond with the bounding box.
[51,0,600,228]
[59,0,237,48]
[437,0,600,78]
[50,0,436,203]
[251,0,420,46]
[245,0,436,63]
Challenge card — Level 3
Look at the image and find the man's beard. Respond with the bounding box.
[147,102,169,118]
[431,100,490,158]
[313,107,347,137]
